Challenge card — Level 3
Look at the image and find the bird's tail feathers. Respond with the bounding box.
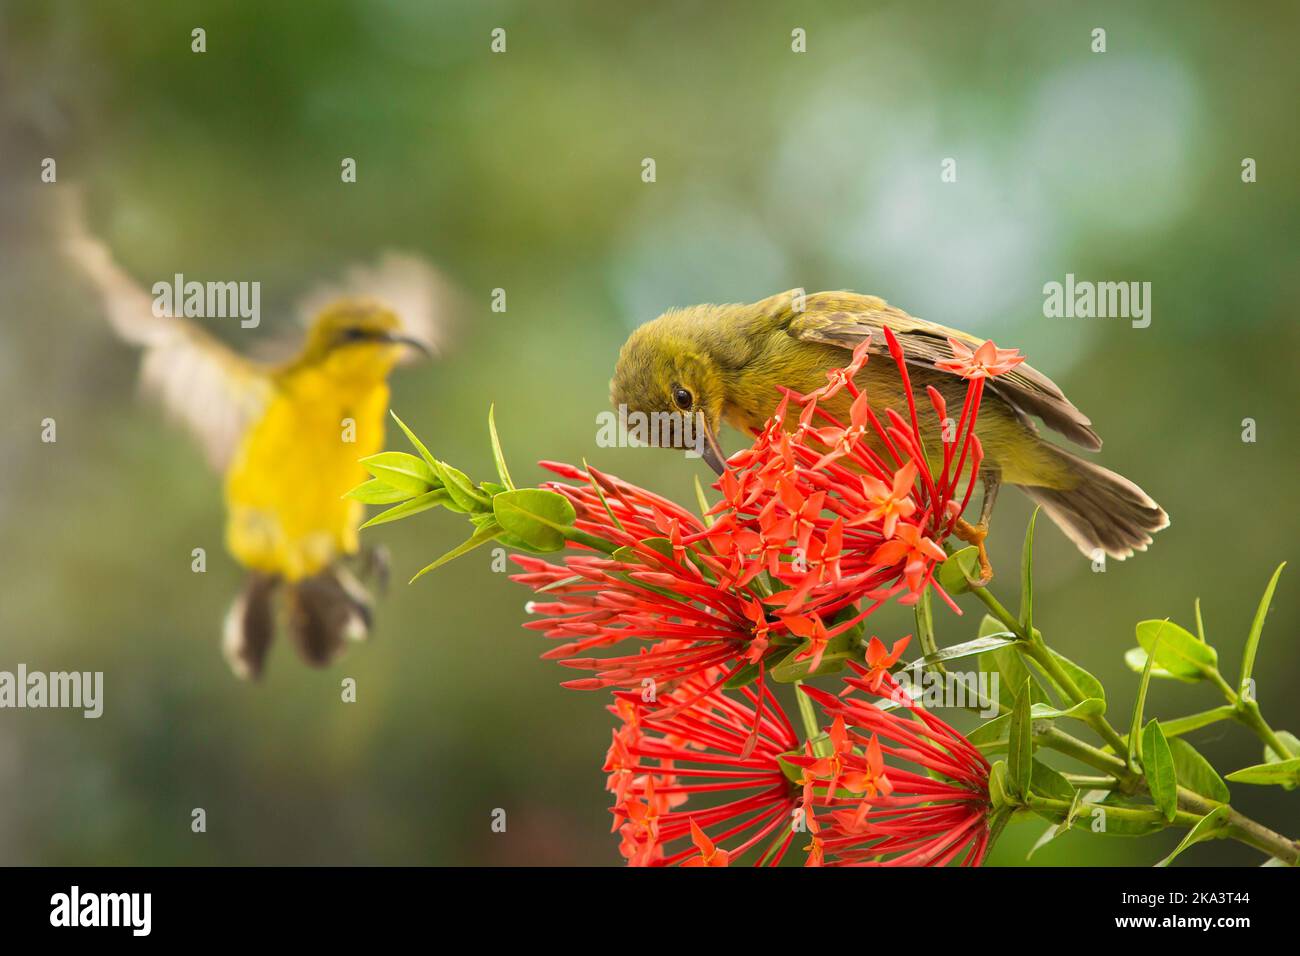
[222,566,372,679]
[222,572,280,680]
[1018,449,1169,561]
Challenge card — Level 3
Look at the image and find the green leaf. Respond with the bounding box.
[409,521,503,582]
[967,715,1011,747]
[1265,731,1300,764]
[988,760,1011,810]
[693,475,715,528]
[937,546,981,595]
[388,410,440,469]
[611,537,675,566]
[1135,619,1217,682]
[1027,822,1060,860]
[1030,760,1075,801]
[693,476,714,528]
[977,614,1045,709]
[1128,622,1162,766]
[534,573,584,594]
[1026,761,1077,827]
[583,460,625,533]
[979,649,1027,710]
[1240,562,1285,694]
[1008,679,1033,799]
[770,631,855,682]
[1141,720,1178,821]
[1193,597,1205,643]
[486,404,516,491]
[723,659,764,690]
[1034,698,1106,721]
[777,752,808,786]
[911,632,1020,669]
[1225,757,1300,787]
[1089,792,1171,837]
[1156,806,1229,867]
[1028,784,1088,858]
[359,489,450,529]
[359,451,438,495]
[492,488,576,552]
[976,614,1005,640]
[495,531,550,553]
[1123,647,1181,681]
[433,459,490,513]
[1019,507,1039,632]
[1024,764,1076,837]
[1168,738,1230,803]
[1041,648,1106,712]
[966,699,1103,750]
[1064,788,1096,829]
[344,478,415,505]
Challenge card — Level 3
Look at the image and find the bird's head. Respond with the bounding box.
[300,300,431,380]
[610,313,729,473]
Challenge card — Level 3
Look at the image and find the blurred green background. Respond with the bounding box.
[0,0,1296,866]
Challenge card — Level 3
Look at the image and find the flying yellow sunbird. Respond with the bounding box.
[611,289,1168,576]
[64,208,450,678]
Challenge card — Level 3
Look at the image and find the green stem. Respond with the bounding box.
[1115,702,1290,762]
[1029,642,1128,754]
[793,680,829,756]
[966,579,1300,864]
[969,584,1019,635]
[1025,793,1204,830]
[1153,705,1238,740]
[913,588,945,675]
[1207,668,1239,704]
[1037,723,1300,864]
[928,663,1299,862]
[1038,727,1129,781]
[1236,700,1294,760]
[970,584,1129,755]
[563,528,618,555]
[1062,774,1121,790]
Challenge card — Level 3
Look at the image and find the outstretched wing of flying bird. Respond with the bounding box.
[775,290,1102,451]
[62,206,274,472]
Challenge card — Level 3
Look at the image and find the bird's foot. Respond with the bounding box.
[953,518,993,586]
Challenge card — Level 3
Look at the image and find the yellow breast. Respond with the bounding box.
[223,370,390,581]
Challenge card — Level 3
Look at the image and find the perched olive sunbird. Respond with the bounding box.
[611,289,1168,571]
[64,214,448,678]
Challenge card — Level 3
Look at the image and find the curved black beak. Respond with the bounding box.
[378,331,432,359]
[696,413,727,475]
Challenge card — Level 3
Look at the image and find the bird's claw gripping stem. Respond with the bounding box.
[953,518,993,586]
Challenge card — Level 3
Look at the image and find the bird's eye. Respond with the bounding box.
[341,327,369,342]
[672,386,693,411]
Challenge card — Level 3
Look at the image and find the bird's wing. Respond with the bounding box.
[780,290,1102,450]
[294,251,454,363]
[63,220,274,471]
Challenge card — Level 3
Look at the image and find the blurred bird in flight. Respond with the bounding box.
[611,289,1168,578]
[63,202,450,678]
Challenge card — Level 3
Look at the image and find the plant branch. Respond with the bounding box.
[960,581,1300,864]
[969,583,1128,755]
[1235,700,1294,761]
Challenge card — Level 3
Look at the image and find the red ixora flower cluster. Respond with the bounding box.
[513,331,1018,698]
[712,328,1023,617]
[605,663,990,867]
[508,332,1019,864]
